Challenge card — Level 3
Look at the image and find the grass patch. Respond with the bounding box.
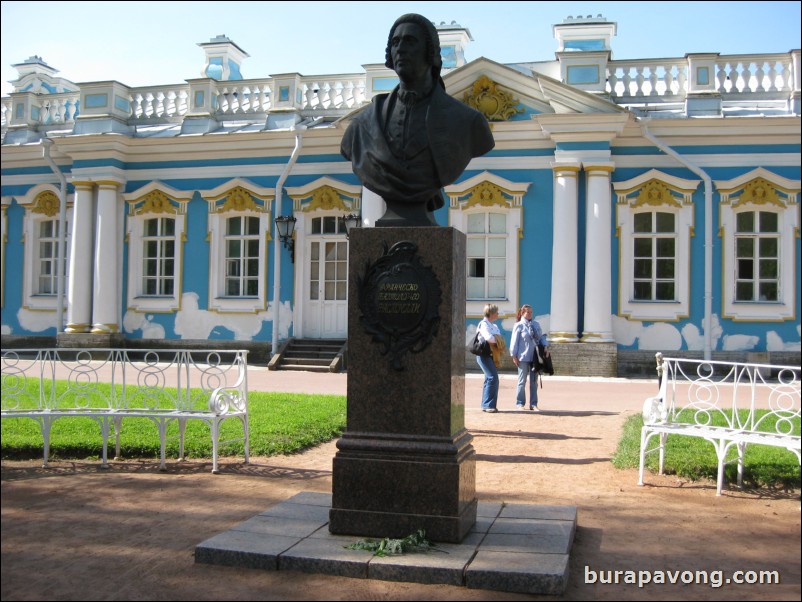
[612,411,801,489]
[1,381,346,461]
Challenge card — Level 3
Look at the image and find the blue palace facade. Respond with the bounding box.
[1,15,800,374]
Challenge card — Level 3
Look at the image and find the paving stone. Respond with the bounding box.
[231,515,326,538]
[368,542,477,586]
[465,550,569,595]
[195,530,299,570]
[278,537,371,579]
[498,503,577,522]
[257,501,332,522]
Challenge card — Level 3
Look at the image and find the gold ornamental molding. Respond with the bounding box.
[133,190,177,216]
[463,181,512,209]
[31,191,60,216]
[218,186,261,213]
[730,178,785,209]
[445,171,530,210]
[463,75,524,121]
[302,185,349,212]
[715,168,800,208]
[614,170,700,207]
[632,180,683,209]
[286,177,361,213]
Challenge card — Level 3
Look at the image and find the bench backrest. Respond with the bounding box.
[656,357,800,435]
[1,349,249,415]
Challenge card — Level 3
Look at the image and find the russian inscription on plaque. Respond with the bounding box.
[357,241,441,370]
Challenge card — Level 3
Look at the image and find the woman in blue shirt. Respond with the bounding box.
[476,303,502,412]
[509,304,549,410]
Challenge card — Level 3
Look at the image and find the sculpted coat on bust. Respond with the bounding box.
[340,14,495,227]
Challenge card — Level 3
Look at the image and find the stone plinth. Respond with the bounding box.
[329,226,476,543]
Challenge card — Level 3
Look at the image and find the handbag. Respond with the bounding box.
[468,331,487,356]
[534,343,554,375]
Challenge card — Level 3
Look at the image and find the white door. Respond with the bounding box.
[303,217,349,338]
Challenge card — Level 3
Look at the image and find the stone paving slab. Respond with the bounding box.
[194,492,577,595]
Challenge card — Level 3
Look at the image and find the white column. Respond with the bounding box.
[582,164,615,342]
[549,163,580,342]
[65,181,95,333]
[91,181,121,334]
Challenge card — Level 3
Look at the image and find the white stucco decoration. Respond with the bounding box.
[1,324,12,335]
[16,308,57,332]
[767,330,802,352]
[681,314,723,351]
[611,315,643,346]
[173,292,292,341]
[722,334,759,351]
[637,323,683,350]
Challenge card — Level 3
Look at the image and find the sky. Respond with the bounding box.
[1,1,800,96]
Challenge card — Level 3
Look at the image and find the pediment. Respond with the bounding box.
[445,57,628,117]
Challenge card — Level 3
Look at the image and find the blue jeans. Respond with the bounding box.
[476,355,499,410]
[516,360,539,408]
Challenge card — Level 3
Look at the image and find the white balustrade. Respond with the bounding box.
[715,54,793,96]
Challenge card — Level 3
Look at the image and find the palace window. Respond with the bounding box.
[734,210,779,302]
[21,190,73,311]
[615,172,698,322]
[223,215,260,297]
[717,170,798,321]
[125,190,187,313]
[206,191,271,313]
[632,211,676,302]
[467,212,507,300]
[446,173,529,317]
[142,217,176,297]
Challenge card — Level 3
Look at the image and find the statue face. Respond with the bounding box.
[390,22,430,85]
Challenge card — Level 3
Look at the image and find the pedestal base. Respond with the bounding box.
[330,226,474,543]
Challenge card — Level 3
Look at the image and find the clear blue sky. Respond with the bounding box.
[2,1,800,96]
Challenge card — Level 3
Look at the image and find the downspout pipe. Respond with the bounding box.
[640,120,713,360]
[271,129,304,356]
[41,137,68,336]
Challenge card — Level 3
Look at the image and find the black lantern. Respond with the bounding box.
[341,213,362,239]
[275,215,297,263]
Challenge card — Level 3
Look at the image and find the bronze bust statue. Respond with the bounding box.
[340,13,495,227]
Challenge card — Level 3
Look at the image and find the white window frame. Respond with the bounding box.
[20,188,73,311]
[125,189,188,313]
[207,198,271,314]
[717,170,799,321]
[615,172,698,321]
[446,172,528,317]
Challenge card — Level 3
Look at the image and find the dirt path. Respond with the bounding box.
[2,375,800,600]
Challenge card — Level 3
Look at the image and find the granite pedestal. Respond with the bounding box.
[329,226,476,543]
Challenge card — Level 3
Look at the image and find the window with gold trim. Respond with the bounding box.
[716,170,799,321]
[125,190,186,313]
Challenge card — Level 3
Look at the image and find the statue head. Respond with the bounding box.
[385,14,443,87]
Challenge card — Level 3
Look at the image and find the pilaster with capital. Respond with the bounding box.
[91,181,122,334]
[549,163,581,342]
[582,164,615,342]
[65,181,95,333]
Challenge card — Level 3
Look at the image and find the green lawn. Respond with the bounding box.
[1,381,347,460]
[612,411,801,489]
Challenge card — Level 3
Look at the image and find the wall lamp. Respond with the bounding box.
[341,213,362,239]
[275,215,297,263]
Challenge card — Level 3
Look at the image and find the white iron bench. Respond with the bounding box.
[1,348,250,473]
[639,354,801,495]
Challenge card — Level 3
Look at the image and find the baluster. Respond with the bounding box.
[176,89,188,116]
[664,64,675,96]
[753,62,765,93]
[331,81,343,108]
[716,62,728,94]
[634,66,645,96]
[607,68,619,97]
[622,67,633,97]
[648,66,659,96]
[219,88,230,115]
[342,80,354,108]
[260,85,270,112]
[354,79,366,105]
[766,62,778,92]
[164,91,176,117]
[303,83,313,109]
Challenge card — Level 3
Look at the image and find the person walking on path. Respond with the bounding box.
[509,304,549,411]
[476,303,502,412]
